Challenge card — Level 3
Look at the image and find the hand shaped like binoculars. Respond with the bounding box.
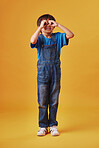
[44,22,54,26]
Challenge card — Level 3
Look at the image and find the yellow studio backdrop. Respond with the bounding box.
[0,0,99,148]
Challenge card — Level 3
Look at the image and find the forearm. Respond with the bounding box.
[30,27,42,44]
[58,23,74,38]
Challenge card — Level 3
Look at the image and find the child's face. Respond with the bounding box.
[41,19,55,34]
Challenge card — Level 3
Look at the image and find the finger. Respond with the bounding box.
[52,25,56,27]
[42,19,47,22]
[49,21,55,26]
[49,20,55,24]
[42,20,47,26]
[49,20,55,22]
[44,22,47,26]
[51,23,56,26]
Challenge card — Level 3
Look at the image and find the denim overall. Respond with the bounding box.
[37,33,61,128]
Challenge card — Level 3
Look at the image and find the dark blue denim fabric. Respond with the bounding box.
[37,33,61,127]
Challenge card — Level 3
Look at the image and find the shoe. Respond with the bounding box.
[37,127,48,136]
[49,126,59,136]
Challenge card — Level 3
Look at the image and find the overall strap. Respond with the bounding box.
[51,33,56,44]
[39,34,44,46]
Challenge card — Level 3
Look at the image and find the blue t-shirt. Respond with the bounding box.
[30,32,69,59]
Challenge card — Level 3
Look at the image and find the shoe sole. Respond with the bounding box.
[51,134,59,136]
[37,131,48,136]
[50,133,59,136]
[49,130,59,136]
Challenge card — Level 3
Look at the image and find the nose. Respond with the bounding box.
[47,21,54,26]
[47,22,51,26]
[44,22,51,26]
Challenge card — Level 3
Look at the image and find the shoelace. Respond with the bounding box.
[50,127,58,132]
[39,128,47,132]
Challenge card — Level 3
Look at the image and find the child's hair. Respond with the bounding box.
[37,14,56,27]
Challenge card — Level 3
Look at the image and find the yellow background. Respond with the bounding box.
[0,0,99,147]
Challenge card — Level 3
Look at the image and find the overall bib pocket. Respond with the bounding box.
[43,45,56,60]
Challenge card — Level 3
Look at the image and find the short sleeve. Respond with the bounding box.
[30,35,41,49]
[57,32,69,48]
[55,32,69,56]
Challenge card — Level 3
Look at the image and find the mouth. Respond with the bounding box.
[45,27,51,31]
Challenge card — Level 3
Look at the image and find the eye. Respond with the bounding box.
[44,22,47,25]
[51,22,54,25]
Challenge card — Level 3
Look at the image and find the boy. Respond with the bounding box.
[30,14,74,136]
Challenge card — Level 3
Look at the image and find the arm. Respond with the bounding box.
[50,20,74,39]
[58,23,74,39]
[30,27,41,44]
[30,20,47,44]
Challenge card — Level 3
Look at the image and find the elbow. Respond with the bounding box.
[31,41,36,44]
[70,33,75,38]
[66,33,75,39]
[30,39,37,44]
[68,33,75,39]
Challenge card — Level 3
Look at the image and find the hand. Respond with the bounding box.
[40,20,47,29]
[48,20,58,27]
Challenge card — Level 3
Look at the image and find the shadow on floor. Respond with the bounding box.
[58,122,99,134]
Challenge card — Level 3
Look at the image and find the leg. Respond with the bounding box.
[37,64,50,127]
[49,64,61,127]
[37,81,50,128]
